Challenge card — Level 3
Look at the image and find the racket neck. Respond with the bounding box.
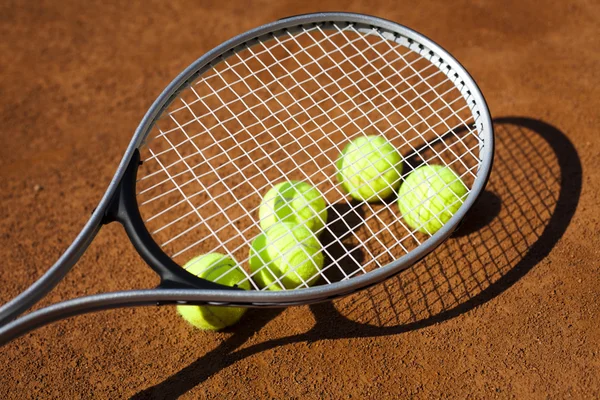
[104,150,239,292]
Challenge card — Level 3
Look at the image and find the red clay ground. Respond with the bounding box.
[1,0,599,398]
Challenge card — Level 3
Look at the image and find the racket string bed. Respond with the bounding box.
[136,22,483,291]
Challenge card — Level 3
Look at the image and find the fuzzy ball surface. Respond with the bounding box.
[336,135,403,202]
[258,180,328,235]
[176,253,250,331]
[397,164,468,235]
[249,222,324,290]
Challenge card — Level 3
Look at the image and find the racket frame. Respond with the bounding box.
[0,12,493,343]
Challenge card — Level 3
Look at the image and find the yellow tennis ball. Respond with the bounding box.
[176,253,250,331]
[336,135,403,202]
[397,165,468,235]
[249,222,324,290]
[248,232,280,290]
[258,180,328,235]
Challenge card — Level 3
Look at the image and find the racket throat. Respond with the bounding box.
[103,150,238,293]
[101,152,143,226]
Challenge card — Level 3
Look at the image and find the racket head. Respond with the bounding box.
[109,12,493,305]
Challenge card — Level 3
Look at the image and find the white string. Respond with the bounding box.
[139,45,435,184]
[136,22,484,290]
[140,62,461,224]
[140,38,468,220]
[149,25,358,141]
[146,24,478,268]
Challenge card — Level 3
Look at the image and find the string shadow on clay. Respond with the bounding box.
[132,117,582,400]
[452,190,501,237]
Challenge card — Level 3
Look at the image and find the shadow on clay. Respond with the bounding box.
[132,117,582,400]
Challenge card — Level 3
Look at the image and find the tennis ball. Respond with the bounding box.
[249,222,324,290]
[248,232,280,290]
[397,165,468,235]
[336,135,403,202]
[176,253,250,331]
[259,180,328,235]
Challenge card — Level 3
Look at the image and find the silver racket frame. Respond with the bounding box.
[0,12,493,343]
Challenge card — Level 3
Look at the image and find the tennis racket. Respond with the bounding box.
[0,12,493,345]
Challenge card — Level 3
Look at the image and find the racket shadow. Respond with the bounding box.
[132,117,581,399]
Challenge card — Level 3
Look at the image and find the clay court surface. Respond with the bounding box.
[1,0,599,398]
